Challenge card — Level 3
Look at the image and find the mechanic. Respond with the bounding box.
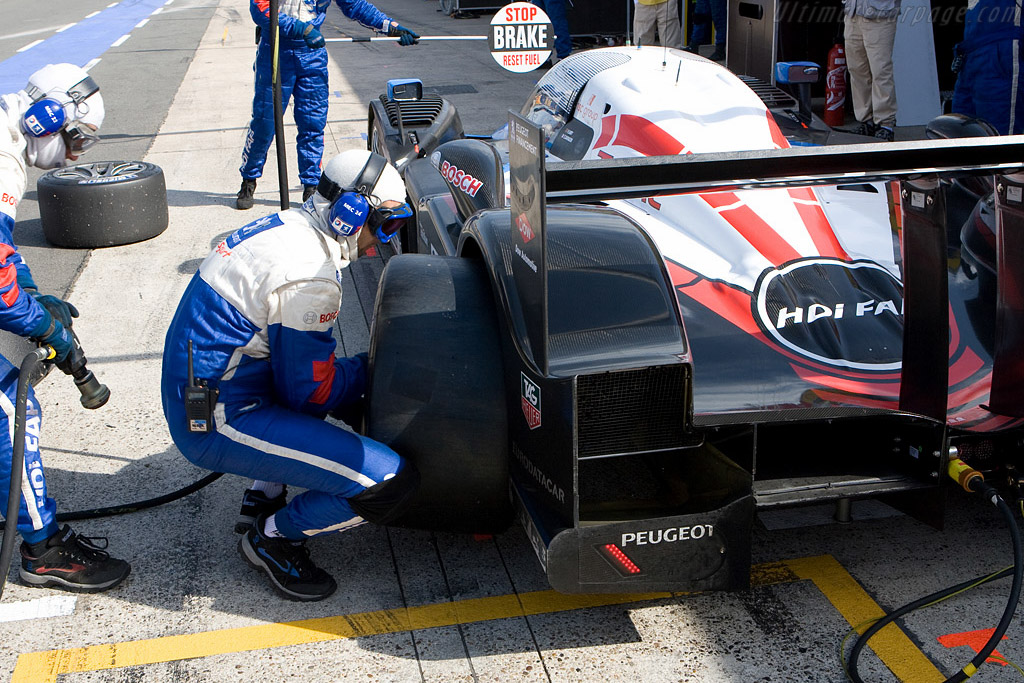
[533,0,573,63]
[163,149,420,602]
[0,64,131,592]
[236,0,420,211]
[952,0,1024,135]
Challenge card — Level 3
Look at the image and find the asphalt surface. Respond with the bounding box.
[1,1,1024,682]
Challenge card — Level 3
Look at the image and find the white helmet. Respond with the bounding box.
[316,150,411,243]
[21,63,104,169]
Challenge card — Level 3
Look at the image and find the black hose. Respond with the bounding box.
[846,483,1024,682]
[0,348,50,602]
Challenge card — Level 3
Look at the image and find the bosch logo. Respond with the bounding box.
[320,311,338,324]
[440,160,483,197]
[754,258,904,370]
[520,372,541,429]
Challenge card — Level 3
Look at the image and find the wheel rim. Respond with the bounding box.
[47,161,148,180]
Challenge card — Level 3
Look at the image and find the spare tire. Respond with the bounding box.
[367,254,511,533]
[37,161,168,248]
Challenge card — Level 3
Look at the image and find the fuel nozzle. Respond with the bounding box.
[949,456,985,493]
[56,330,110,410]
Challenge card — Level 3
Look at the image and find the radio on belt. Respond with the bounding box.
[185,340,218,433]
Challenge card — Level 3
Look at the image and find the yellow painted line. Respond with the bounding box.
[787,555,945,683]
[10,554,942,682]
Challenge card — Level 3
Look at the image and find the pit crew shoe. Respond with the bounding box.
[874,126,895,142]
[302,184,317,202]
[709,46,726,61]
[20,526,131,593]
[236,178,257,210]
[234,487,288,534]
[239,519,337,601]
[849,120,877,137]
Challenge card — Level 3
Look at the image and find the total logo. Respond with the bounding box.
[521,372,541,429]
[439,160,484,197]
[753,258,904,370]
[516,212,534,243]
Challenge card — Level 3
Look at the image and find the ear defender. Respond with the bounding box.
[328,192,371,237]
[23,98,66,138]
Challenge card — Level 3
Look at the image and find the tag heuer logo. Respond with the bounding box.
[520,372,541,429]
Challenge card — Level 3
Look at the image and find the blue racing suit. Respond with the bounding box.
[161,196,408,540]
[0,93,65,545]
[240,0,394,187]
[952,0,1024,135]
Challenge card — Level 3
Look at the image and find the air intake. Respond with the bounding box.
[380,94,444,127]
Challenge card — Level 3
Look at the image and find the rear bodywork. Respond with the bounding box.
[367,46,1024,593]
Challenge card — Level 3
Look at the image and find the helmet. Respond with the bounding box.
[925,113,998,140]
[21,63,104,168]
[317,150,411,242]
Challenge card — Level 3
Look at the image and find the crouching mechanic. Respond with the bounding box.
[0,63,131,592]
[162,149,419,601]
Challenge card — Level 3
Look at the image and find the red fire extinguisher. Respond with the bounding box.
[824,42,847,128]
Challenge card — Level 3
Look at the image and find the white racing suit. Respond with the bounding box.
[161,197,416,539]
[0,93,63,545]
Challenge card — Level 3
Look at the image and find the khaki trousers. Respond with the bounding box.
[844,13,899,127]
[634,0,682,48]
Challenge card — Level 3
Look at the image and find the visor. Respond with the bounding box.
[369,202,413,243]
[61,122,100,154]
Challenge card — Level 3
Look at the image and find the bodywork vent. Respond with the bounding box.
[738,75,798,109]
[577,365,691,458]
[380,94,444,127]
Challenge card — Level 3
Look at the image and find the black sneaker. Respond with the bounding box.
[234,487,288,534]
[302,185,317,202]
[709,46,726,61]
[874,126,895,142]
[239,520,337,601]
[236,178,257,210]
[20,526,131,593]
[849,120,877,137]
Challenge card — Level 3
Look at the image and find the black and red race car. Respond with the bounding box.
[360,46,1024,594]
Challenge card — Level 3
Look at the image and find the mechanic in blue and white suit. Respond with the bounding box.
[236,0,419,210]
[163,149,419,602]
[952,0,1024,135]
[0,63,131,593]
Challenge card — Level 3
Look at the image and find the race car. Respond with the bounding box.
[361,46,1024,594]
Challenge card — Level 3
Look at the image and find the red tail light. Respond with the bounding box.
[598,543,642,576]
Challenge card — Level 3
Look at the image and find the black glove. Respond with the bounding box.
[388,22,419,46]
[31,315,73,364]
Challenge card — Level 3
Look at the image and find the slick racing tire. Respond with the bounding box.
[367,255,511,534]
[37,161,168,248]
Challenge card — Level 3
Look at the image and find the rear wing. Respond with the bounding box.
[508,122,1024,420]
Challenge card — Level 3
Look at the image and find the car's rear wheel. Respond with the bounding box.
[37,161,168,248]
[367,254,511,533]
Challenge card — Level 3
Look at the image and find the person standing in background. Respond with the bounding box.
[635,0,682,48]
[843,0,901,141]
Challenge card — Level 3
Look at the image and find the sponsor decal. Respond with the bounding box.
[753,258,904,371]
[516,212,534,242]
[215,241,232,258]
[226,214,281,249]
[303,311,317,325]
[488,2,553,73]
[1,192,16,208]
[520,372,541,429]
[574,94,600,125]
[439,160,484,197]
[620,524,714,547]
[319,311,338,324]
[513,442,564,502]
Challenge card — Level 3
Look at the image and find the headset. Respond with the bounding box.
[22,75,100,148]
[316,153,412,242]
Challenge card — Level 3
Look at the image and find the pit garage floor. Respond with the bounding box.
[1,0,1022,681]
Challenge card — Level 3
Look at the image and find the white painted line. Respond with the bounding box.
[0,595,76,623]
[84,58,102,71]
[56,23,76,33]
[112,34,130,47]
[152,6,163,14]
[107,2,118,7]
[136,18,150,28]
[17,39,43,53]
[165,0,176,5]
[85,10,100,18]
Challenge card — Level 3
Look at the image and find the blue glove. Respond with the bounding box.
[31,314,73,364]
[316,0,331,11]
[33,293,79,329]
[388,22,419,46]
[294,20,325,49]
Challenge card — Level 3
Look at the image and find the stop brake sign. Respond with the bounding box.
[489,2,553,73]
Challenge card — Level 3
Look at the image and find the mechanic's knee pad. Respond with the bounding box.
[348,462,420,525]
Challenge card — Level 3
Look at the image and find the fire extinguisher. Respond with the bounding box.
[824,41,847,128]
